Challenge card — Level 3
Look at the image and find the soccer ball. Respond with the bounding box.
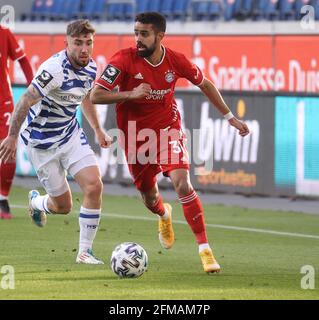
[110,242,148,278]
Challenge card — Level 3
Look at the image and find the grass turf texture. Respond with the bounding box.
[0,186,318,300]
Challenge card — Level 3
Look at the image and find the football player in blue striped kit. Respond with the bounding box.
[0,20,112,264]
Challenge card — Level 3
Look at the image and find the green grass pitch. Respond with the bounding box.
[0,186,318,300]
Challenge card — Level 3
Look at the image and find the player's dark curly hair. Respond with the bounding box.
[135,12,166,33]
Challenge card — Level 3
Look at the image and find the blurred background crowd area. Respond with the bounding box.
[7,0,318,23]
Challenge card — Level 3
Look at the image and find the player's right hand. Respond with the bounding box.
[0,136,17,164]
[129,83,151,100]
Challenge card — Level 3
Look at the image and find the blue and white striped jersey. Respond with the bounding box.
[20,50,96,149]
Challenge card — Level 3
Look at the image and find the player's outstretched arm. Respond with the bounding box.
[81,93,112,148]
[91,83,151,105]
[18,56,34,85]
[198,78,249,137]
[0,85,41,163]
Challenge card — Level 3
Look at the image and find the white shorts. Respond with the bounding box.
[27,129,98,197]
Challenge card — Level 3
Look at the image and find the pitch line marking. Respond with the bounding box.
[11,204,319,240]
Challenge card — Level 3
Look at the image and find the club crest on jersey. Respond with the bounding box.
[165,70,175,83]
[35,70,54,88]
[101,64,121,84]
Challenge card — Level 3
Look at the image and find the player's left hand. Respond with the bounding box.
[228,118,250,137]
[95,128,112,148]
[0,136,17,163]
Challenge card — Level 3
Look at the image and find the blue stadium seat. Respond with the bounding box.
[32,0,55,21]
[123,1,135,20]
[278,0,296,20]
[172,0,190,21]
[92,0,107,20]
[251,0,267,20]
[107,3,121,20]
[74,0,105,21]
[313,0,319,20]
[208,0,224,21]
[106,0,135,21]
[264,0,280,20]
[148,0,161,12]
[106,1,125,20]
[60,0,81,21]
[191,0,211,21]
[21,0,46,21]
[160,0,174,20]
[73,0,97,19]
[30,0,65,21]
[136,0,149,13]
[233,0,253,20]
[224,0,237,20]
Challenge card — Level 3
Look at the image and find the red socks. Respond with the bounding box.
[179,190,208,244]
[145,195,165,216]
[0,162,16,197]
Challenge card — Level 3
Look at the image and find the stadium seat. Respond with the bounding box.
[224,0,237,20]
[73,1,97,19]
[208,0,224,21]
[160,0,175,20]
[62,0,82,21]
[21,0,46,21]
[136,0,149,13]
[30,0,59,21]
[311,0,319,20]
[53,0,66,20]
[191,0,211,21]
[148,0,161,12]
[264,0,280,20]
[106,3,123,20]
[123,1,135,20]
[74,0,106,21]
[172,0,190,21]
[233,0,254,20]
[106,0,134,21]
[30,0,67,21]
[251,0,267,20]
[92,0,107,20]
[278,0,296,20]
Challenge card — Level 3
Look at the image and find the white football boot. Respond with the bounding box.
[76,249,104,265]
[28,190,47,227]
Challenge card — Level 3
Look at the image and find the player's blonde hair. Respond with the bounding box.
[66,19,95,37]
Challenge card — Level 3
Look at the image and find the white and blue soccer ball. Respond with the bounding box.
[110,242,148,278]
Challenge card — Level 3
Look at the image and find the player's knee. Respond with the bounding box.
[142,191,160,207]
[84,179,103,199]
[174,179,193,197]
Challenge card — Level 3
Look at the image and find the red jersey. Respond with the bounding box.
[96,46,204,132]
[0,26,25,105]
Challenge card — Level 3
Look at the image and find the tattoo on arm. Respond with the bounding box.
[8,86,42,138]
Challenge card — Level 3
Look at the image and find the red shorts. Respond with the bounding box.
[125,125,190,192]
[0,101,13,140]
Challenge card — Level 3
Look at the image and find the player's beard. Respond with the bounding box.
[137,39,157,58]
[68,51,90,68]
[75,55,90,67]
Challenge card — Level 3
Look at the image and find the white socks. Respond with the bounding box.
[31,194,51,214]
[198,243,211,253]
[79,206,101,253]
[160,209,170,220]
[0,194,8,201]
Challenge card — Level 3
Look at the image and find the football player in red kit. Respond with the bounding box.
[0,25,33,219]
[91,12,249,273]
